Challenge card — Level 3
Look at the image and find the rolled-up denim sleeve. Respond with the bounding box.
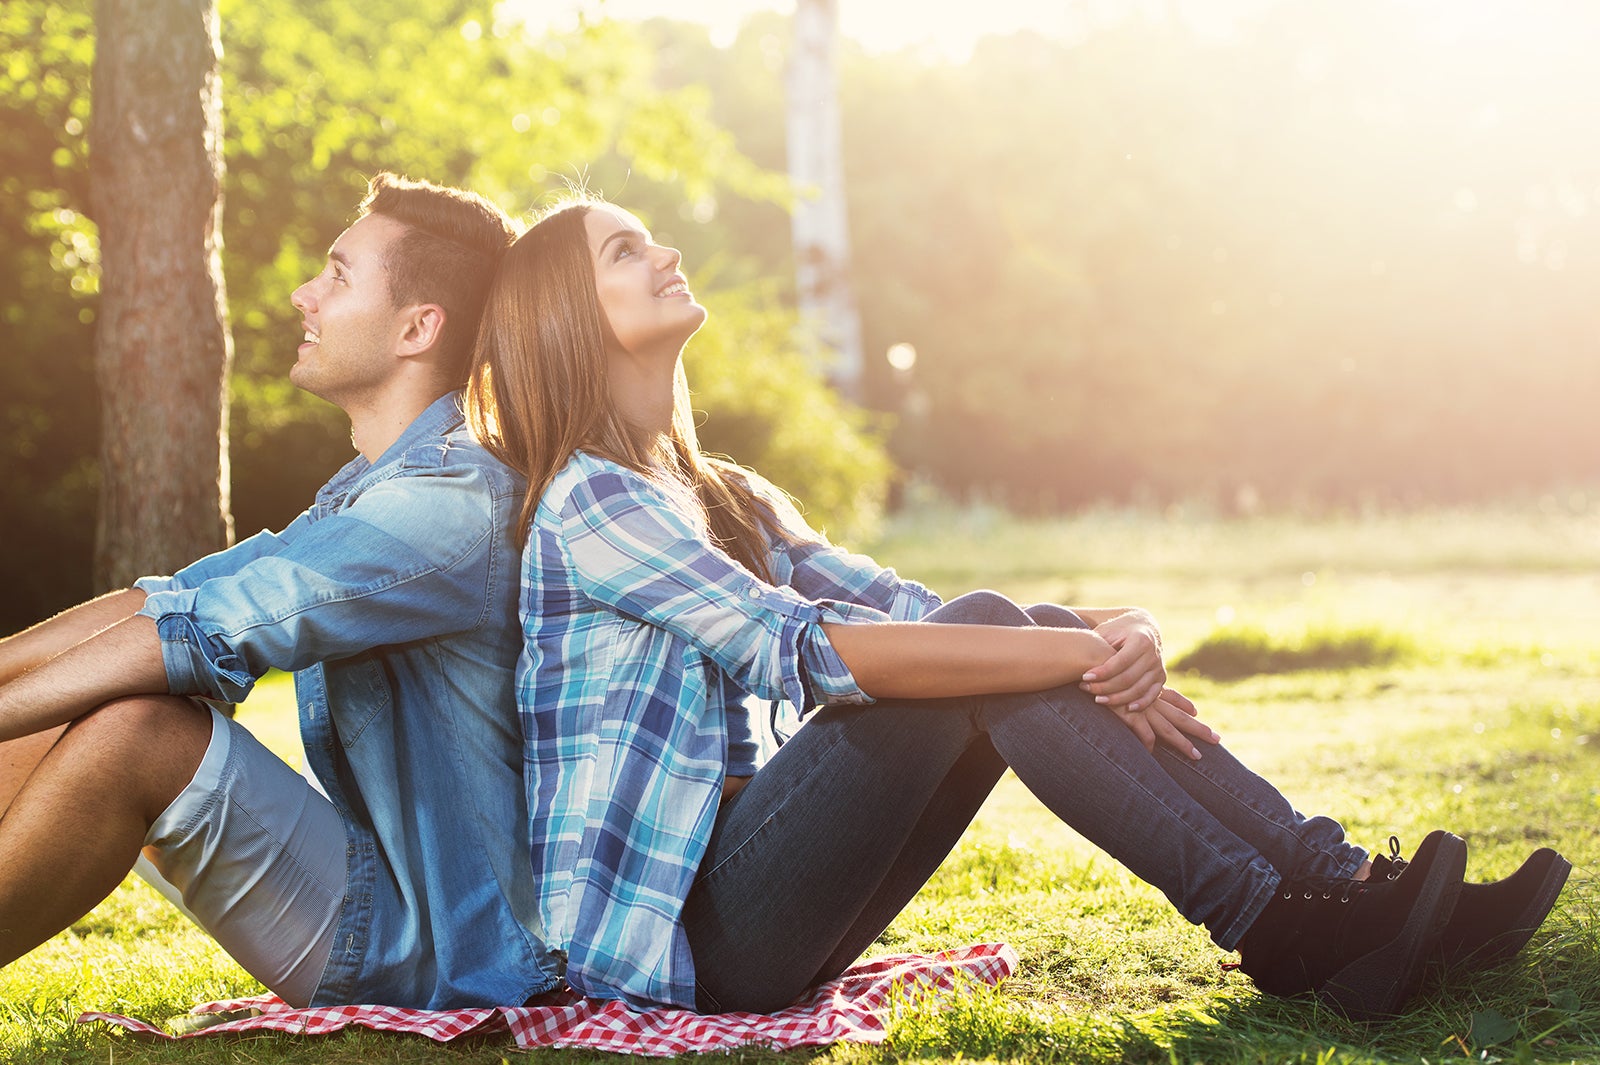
[138,465,500,703]
[133,515,314,597]
[558,467,879,710]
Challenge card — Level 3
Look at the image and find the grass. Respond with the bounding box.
[4,505,1599,1064]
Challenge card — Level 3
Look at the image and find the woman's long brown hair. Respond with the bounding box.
[465,199,798,581]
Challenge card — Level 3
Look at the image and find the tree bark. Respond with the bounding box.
[90,0,233,590]
[786,0,864,401]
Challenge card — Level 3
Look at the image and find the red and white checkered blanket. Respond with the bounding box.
[80,942,1015,1054]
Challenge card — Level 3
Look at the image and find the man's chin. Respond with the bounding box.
[287,365,331,404]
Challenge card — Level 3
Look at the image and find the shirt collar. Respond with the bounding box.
[319,391,468,505]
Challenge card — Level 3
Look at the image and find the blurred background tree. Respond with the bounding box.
[7,0,1600,632]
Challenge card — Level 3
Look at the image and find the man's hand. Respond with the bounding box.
[1110,688,1220,759]
[1079,610,1166,711]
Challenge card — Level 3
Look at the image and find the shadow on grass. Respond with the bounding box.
[1173,623,1418,681]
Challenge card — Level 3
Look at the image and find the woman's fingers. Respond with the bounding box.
[1081,635,1165,703]
[1086,662,1167,710]
[1161,687,1199,716]
[1113,698,1220,760]
[1118,709,1157,753]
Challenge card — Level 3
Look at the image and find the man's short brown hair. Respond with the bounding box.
[359,172,520,384]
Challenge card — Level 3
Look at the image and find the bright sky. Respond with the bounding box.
[507,0,1276,60]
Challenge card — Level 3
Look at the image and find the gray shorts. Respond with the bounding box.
[140,707,346,1007]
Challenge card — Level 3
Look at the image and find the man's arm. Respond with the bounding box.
[0,588,147,688]
[0,613,168,744]
[0,590,152,812]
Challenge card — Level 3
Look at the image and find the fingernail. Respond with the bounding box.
[1190,747,1202,759]
[1094,696,1107,704]
[1082,672,1097,681]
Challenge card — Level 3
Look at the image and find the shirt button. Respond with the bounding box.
[746,586,762,600]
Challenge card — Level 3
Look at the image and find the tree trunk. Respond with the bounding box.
[786,0,864,401]
[90,0,233,590]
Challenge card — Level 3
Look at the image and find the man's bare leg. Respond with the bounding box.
[0,695,210,966]
[0,727,66,818]
[0,590,148,818]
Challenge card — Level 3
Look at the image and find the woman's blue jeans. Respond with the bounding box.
[681,591,1365,1013]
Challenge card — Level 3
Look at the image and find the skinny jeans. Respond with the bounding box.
[681,590,1364,1013]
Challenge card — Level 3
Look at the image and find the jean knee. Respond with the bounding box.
[925,589,1031,627]
[1025,603,1090,631]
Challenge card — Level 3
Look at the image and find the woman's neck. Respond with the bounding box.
[609,347,679,439]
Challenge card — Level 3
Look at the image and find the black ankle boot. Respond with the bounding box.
[1235,830,1467,1021]
[1370,837,1570,970]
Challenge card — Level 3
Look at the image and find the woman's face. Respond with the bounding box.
[585,205,706,362]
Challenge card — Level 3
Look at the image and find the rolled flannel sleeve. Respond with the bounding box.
[558,467,880,710]
[741,472,942,619]
[137,465,500,704]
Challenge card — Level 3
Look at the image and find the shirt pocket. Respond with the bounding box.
[331,656,394,749]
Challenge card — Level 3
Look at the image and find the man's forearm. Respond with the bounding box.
[0,589,148,688]
[0,613,169,743]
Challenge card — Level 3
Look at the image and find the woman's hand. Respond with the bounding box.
[1111,688,1220,759]
[1079,610,1166,711]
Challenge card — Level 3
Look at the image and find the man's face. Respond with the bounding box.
[289,213,411,407]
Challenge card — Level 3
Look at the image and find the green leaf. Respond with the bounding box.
[1469,1008,1519,1047]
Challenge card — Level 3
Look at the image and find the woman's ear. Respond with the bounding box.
[396,303,447,358]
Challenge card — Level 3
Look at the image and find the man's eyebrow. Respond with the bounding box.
[597,228,648,257]
[328,248,354,269]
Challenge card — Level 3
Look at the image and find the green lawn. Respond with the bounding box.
[3,505,1597,1064]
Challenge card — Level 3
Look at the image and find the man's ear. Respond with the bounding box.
[396,304,447,358]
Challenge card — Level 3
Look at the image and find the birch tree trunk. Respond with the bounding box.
[786,0,864,400]
[90,0,233,590]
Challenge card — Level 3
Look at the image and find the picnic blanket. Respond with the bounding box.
[80,941,1016,1054]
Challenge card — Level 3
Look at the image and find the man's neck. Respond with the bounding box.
[347,390,447,463]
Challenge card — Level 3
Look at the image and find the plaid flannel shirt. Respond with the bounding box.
[520,451,940,1009]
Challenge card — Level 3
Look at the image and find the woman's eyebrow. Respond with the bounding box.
[597,228,649,257]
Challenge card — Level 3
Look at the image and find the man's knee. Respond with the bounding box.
[56,696,212,817]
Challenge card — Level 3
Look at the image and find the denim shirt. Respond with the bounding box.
[135,393,562,1008]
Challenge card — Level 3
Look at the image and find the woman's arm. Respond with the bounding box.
[821,621,1113,700]
[822,620,1219,759]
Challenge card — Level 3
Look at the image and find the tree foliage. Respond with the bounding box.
[0,0,887,631]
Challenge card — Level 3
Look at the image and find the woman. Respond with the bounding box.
[465,197,1565,1021]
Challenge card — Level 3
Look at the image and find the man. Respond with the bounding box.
[0,173,562,1008]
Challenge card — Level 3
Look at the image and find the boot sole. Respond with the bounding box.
[1319,831,1467,1021]
[1445,850,1572,970]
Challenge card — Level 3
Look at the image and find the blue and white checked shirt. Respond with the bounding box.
[520,451,941,1009]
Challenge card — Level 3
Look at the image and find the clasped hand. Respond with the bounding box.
[1080,612,1220,759]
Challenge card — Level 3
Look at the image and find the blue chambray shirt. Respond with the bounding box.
[521,451,941,1009]
[135,393,563,1008]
